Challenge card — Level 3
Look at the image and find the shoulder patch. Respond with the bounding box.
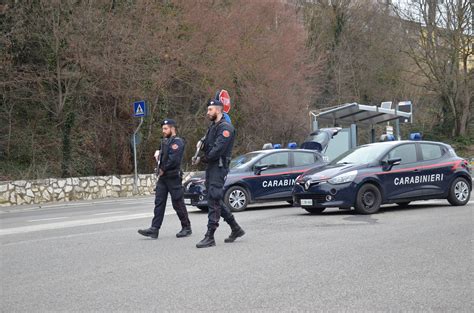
[223,130,231,138]
[171,143,179,150]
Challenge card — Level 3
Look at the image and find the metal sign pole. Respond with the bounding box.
[133,117,144,194]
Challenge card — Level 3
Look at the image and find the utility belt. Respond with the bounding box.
[160,169,182,178]
[207,156,231,169]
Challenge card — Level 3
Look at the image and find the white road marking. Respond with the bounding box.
[0,197,154,214]
[1,227,140,247]
[36,197,153,208]
[92,211,125,216]
[27,217,68,222]
[0,209,197,236]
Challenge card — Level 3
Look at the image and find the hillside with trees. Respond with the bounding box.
[1,0,472,180]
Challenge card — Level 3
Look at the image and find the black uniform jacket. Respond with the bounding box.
[159,136,185,176]
[203,119,235,165]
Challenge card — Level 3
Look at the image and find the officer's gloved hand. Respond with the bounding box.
[200,156,208,163]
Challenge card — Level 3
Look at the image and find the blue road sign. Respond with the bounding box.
[133,100,146,117]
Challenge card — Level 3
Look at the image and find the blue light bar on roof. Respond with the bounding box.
[409,133,422,140]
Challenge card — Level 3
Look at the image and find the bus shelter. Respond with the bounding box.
[309,102,412,161]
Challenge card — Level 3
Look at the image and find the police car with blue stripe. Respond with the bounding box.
[293,140,472,214]
[183,128,341,212]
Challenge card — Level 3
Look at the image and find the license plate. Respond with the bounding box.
[300,199,313,206]
[184,198,191,205]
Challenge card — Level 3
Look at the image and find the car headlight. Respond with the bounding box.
[328,170,358,185]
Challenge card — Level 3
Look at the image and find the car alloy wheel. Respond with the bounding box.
[448,177,470,206]
[224,186,249,212]
[454,180,469,202]
[229,190,246,210]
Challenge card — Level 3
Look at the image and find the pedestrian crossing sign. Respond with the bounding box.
[133,100,147,117]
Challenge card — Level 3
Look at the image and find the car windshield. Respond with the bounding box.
[331,144,389,165]
[230,152,261,169]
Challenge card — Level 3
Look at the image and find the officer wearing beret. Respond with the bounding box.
[138,119,192,239]
[196,100,245,248]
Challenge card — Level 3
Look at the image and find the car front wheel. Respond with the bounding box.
[447,177,470,206]
[224,186,249,212]
[354,183,382,214]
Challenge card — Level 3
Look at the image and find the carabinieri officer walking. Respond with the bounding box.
[196,99,245,248]
[138,119,192,239]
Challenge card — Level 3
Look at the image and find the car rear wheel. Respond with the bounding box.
[354,183,382,214]
[304,208,325,214]
[447,177,470,206]
[197,206,208,212]
[224,186,249,212]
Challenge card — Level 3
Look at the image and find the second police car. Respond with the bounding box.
[183,128,341,212]
[292,140,472,214]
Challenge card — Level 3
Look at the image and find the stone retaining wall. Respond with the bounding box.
[0,174,158,207]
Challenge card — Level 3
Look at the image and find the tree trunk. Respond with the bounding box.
[458,110,468,136]
[61,112,75,177]
[458,48,472,136]
[443,95,458,136]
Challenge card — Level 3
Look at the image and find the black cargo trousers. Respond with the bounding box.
[152,173,191,229]
[205,162,236,230]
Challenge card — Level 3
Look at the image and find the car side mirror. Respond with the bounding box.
[381,158,402,171]
[254,164,269,175]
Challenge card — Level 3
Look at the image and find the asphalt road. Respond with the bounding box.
[1,197,473,312]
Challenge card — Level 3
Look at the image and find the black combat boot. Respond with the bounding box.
[138,227,159,239]
[224,219,245,243]
[196,229,216,248]
[176,226,192,238]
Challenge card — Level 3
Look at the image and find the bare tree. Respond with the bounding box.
[1,0,317,179]
[391,0,473,136]
[300,0,412,106]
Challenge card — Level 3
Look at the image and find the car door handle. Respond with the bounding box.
[413,169,420,172]
[281,174,291,178]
